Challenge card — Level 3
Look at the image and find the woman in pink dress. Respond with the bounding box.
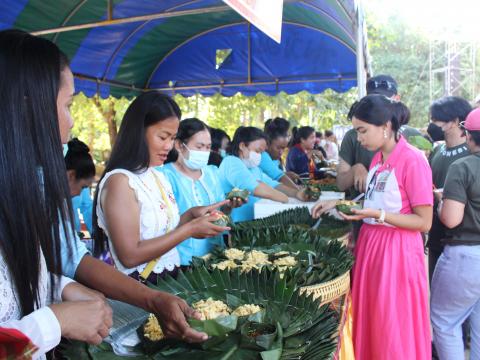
[313,95,433,359]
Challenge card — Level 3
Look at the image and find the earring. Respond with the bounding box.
[383,129,388,139]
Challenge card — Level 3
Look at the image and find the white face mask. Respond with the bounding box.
[242,150,262,168]
[183,143,210,170]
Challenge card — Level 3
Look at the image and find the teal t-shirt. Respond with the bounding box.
[259,151,283,181]
[159,163,225,265]
[218,156,279,222]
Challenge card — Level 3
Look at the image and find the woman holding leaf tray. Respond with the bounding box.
[312,95,433,360]
[93,93,230,282]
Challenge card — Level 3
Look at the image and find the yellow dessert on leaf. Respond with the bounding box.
[224,248,245,261]
[192,298,232,320]
[144,314,165,341]
[232,304,262,317]
[212,259,239,271]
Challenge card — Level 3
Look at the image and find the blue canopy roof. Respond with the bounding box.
[0,0,364,98]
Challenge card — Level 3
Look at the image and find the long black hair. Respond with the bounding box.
[352,94,404,139]
[65,138,95,180]
[0,29,74,315]
[93,91,181,256]
[289,126,315,147]
[230,127,267,157]
[165,117,210,163]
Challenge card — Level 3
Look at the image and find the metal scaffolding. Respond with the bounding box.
[429,40,477,102]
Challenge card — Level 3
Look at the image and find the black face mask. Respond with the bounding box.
[427,122,445,142]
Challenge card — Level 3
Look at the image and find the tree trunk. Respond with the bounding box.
[94,96,118,148]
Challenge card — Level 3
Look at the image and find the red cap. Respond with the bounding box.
[462,108,480,131]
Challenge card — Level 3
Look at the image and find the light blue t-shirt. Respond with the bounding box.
[218,156,279,223]
[72,187,93,233]
[60,215,90,279]
[259,151,284,181]
[159,163,225,265]
[38,167,89,279]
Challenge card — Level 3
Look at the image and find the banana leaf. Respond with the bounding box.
[234,207,316,230]
[408,135,433,151]
[62,268,339,360]
[231,214,351,248]
[189,315,238,336]
[240,321,277,351]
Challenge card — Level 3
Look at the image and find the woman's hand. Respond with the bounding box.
[61,282,106,302]
[338,208,380,221]
[221,197,247,214]
[286,171,301,183]
[295,188,310,202]
[146,290,208,343]
[311,200,337,218]
[187,213,230,239]
[49,300,113,345]
[188,200,231,219]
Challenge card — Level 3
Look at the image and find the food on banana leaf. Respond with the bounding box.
[232,304,262,317]
[303,177,340,194]
[240,321,278,351]
[192,297,231,320]
[226,187,249,201]
[207,248,299,275]
[143,314,164,341]
[336,200,362,215]
[211,259,238,270]
[211,211,230,227]
[62,268,340,360]
[224,248,245,260]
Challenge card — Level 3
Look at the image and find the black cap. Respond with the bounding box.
[366,75,398,97]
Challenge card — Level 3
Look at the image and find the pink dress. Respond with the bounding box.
[352,137,433,359]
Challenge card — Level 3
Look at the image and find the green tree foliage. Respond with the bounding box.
[366,10,431,128]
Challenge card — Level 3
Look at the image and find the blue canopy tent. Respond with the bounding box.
[0,0,368,98]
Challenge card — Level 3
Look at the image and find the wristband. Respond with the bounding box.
[376,209,386,224]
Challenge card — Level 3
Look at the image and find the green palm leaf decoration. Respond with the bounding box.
[192,240,354,287]
[147,267,339,360]
[231,209,351,246]
[61,268,339,360]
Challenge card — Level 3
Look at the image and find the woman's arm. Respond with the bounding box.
[341,205,433,232]
[75,256,208,343]
[279,174,301,190]
[276,184,307,201]
[101,174,228,268]
[439,199,465,228]
[253,182,289,203]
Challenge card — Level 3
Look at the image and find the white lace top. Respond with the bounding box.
[0,249,74,359]
[96,168,181,275]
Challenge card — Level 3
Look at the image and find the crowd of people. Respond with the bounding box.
[2,28,480,360]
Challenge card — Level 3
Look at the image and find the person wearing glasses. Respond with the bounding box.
[431,108,480,359]
[312,95,433,360]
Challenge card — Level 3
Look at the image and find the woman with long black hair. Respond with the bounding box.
[0,29,112,357]
[0,29,211,357]
[92,93,229,282]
